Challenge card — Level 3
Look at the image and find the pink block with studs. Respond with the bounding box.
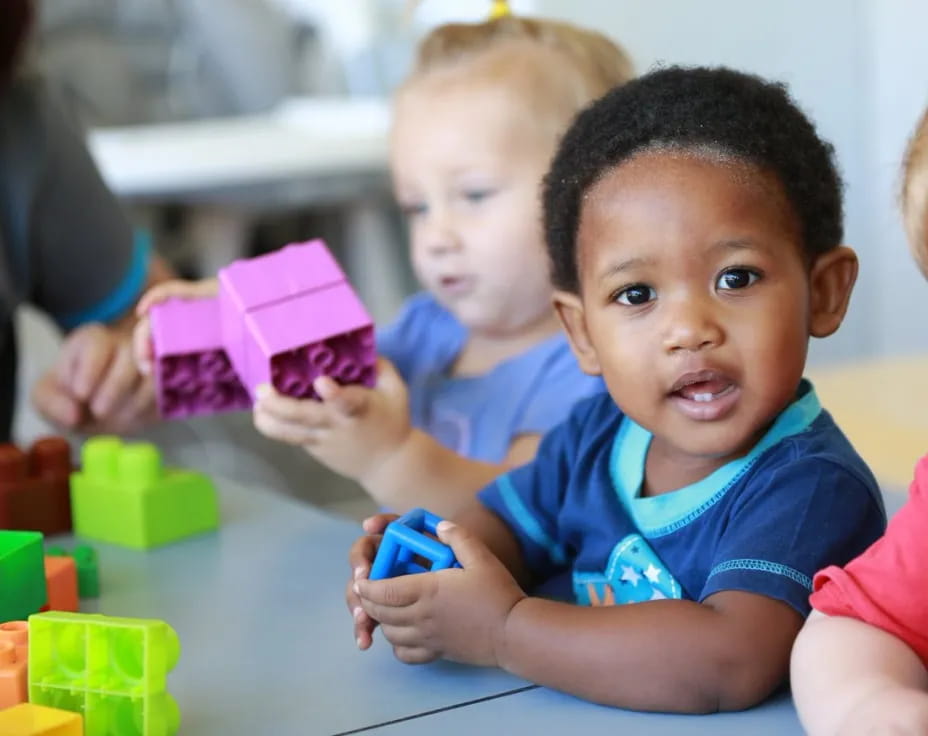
[218,240,376,399]
[150,296,251,418]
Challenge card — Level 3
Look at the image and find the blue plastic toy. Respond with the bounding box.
[369,508,461,580]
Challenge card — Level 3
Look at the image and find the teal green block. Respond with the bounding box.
[0,530,47,620]
[46,544,100,598]
[28,611,181,736]
[70,437,219,550]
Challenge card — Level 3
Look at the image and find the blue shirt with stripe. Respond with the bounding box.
[478,381,886,615]
[377,292,603,463]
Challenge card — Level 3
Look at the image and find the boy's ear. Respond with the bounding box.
[552,290,602,375]
[809,245,859,338]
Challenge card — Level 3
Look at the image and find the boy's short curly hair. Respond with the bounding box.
[543,66,845,292]
[902,105,928,277]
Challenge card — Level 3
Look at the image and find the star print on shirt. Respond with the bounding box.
[574,534,682,606]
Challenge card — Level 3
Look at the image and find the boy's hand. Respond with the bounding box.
[253,358,412,483]
[353,520,526,666]
[345,513,398,650]
[132,278,220,376]
[32,323,155,434]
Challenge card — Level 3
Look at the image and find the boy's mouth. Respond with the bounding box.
[668,370,740,421]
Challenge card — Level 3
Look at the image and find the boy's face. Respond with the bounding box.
[556,150,857,463]
[390,77,558,336]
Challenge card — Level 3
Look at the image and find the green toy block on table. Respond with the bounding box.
[28,611,181,736]
[70,436,219,550]
[0,531,47,621]
[46,544,99,598]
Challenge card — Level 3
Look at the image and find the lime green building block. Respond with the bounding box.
[0,530,47,621]
[46,544,100,598]
[70,437,219,550]
[28,611,181,736]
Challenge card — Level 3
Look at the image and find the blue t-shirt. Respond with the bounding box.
[377,293,602,463]
[479,382,886,616]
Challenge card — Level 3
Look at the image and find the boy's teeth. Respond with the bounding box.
[692,392,714,403]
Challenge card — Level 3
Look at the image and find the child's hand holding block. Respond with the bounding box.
[370,508,461,580]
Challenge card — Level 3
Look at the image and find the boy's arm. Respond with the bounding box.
[498,589,802,712]
[791,611,928,736]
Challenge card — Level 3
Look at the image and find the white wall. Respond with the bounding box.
[535,0,928,364]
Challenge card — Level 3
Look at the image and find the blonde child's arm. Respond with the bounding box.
[254,359,542,518]
[791,610,928,736]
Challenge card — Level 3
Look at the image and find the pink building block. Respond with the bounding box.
[150,296,251,418]
[218,240,376,400]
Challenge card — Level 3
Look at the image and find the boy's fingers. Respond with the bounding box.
[355,576,421,608]
[135,278,219,316]
[361,513,398,535]
[347,535,380,577]
[436,521,496,570]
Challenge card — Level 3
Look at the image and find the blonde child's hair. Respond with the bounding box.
[902,105,928,276]
[401,10,634,136]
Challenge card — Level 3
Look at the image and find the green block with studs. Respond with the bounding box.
[70,436,219,550]
[28,611,181,736]
[0,530,46,620]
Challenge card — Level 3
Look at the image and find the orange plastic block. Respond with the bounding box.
[0,703,83,735]
[0,620,29,709]
[40,558,78,613]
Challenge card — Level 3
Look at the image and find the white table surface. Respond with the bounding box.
[86,97,391,205]
[51,478,526,736]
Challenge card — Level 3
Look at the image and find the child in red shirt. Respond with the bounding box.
[791,107,928,735]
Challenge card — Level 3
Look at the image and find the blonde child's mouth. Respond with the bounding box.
[438,275,476,297]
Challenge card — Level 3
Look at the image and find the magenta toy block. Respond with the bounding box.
[150,297,251,419]
[218,240,376,400]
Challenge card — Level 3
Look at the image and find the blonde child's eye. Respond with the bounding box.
[400,202,427,218]
[716,268,761,290]
[615,284,656,306]
[463,189,494,204]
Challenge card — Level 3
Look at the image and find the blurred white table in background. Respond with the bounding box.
[87,96,403,322]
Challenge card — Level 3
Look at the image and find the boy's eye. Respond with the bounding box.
[615,284,657,306]
[716,268,760,290]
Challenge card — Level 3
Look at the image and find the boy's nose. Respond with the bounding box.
[661,299,724,353]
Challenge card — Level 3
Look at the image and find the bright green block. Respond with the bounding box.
[46,544,100,598]
[0,530,47,620]
[28,611,181,736]
[70,437,219,550]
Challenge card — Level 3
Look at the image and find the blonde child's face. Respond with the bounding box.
[564,151,819,464]
[390,77,557,336]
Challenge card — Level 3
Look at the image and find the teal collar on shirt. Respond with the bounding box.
[609,379,822,538]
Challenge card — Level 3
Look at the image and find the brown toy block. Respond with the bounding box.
[0,438,72,535]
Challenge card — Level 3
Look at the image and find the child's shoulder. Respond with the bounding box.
[377,292,464,376]
[745,405,884,512]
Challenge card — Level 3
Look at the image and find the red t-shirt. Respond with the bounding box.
[811,455,928,667]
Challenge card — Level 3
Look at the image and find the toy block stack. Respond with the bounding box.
[150,239,376,419]
[370,508,460,580]
[29,611,180,736]
[70,437,218,550]
[148,296,251,419]
[0,438,72,535]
